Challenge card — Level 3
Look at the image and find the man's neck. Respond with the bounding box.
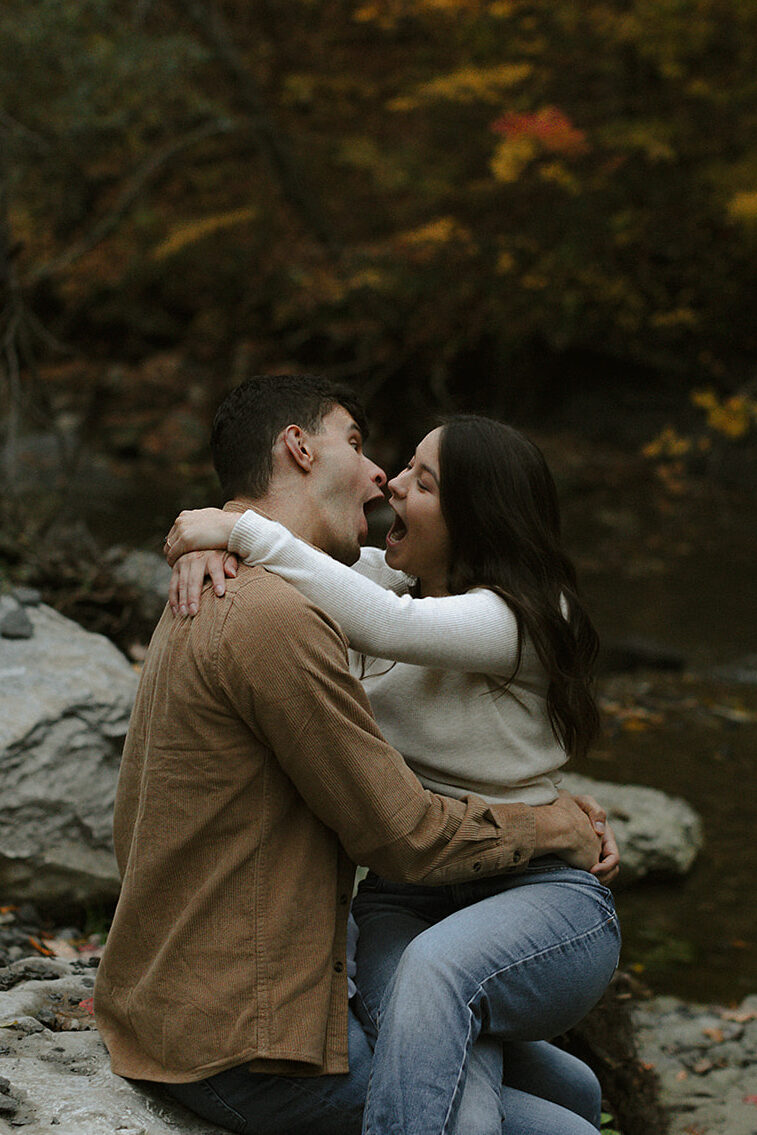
[230,487,320,550]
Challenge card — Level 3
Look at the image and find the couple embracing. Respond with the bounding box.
[94,373,621,1135]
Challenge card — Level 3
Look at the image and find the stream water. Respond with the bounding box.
[556,445,757,1005]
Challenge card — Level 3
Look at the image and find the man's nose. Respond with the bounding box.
[367,459,387,488]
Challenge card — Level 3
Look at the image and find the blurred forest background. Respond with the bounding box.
[1,0,756,1001]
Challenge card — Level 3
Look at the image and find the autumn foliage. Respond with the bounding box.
[3,0,757,454]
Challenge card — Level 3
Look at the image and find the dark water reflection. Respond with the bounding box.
[561,466,757,1004]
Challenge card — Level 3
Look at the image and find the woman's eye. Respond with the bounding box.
[417,480,429,493]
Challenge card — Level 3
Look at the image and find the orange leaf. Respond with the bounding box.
[28,937,54,957]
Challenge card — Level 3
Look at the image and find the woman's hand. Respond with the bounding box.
[570,794,620,884]
[169,550,238,616]
[164,508,237,567]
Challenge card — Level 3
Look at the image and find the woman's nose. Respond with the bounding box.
[387,470,406,497]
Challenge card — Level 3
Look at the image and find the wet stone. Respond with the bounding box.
[12,587,42,607]
[0,1093,19,1116]
[0,605,34,639]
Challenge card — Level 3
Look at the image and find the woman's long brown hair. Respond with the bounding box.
[438,415,600,759]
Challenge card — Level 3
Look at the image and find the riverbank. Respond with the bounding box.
[633,994,757,1135]
[0,945,754,1134]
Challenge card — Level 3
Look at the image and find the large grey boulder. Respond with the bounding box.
[0,598,138,908]
[561,772,703,884]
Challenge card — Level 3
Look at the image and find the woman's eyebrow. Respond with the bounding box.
[418,462,440,486]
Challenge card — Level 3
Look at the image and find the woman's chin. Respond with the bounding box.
[384,540,406,571]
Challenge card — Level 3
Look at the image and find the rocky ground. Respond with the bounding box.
[0,956,226,1134]
[0,914,754,1134]
[633,995,757,1135]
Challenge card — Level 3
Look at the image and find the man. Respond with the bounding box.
[95,374,615,1135]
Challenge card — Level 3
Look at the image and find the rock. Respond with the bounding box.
[111,550,171,628]
[633,994,757,1134]
[711,653,757,685]
[12,588,42,607]
[0,599,138,909]
[560,773,703,884]
[0,606,34,640]
[0,959,228,1134]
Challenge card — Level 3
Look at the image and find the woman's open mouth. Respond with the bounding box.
[386,512,408,546]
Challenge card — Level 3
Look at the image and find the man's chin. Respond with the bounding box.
[333,537,361,566]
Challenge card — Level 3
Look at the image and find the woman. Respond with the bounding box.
[165,415,621,1135]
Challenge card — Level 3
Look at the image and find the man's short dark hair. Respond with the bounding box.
[211,374,368,499]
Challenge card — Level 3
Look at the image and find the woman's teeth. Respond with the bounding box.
[387,515,407,543]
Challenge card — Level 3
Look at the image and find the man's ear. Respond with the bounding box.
[281,425,314,473]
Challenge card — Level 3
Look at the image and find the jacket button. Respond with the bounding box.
[334,961,344,973]
[339,893,349,905]
[512,850,521,864]
[472,861,482,872]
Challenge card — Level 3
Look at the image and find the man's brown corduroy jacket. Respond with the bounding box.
[94,559,535,1083]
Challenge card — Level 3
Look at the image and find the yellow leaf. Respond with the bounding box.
[495,250,516,274]
[728,191,757,223]
[391,62,532,110]
[650,307,698,329]
[397,216,472,246]
[539,161,580,193]
[490,137,536,183]
[153,209,257,262]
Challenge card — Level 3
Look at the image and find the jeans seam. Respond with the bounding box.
[195,1078,248,1133]
[467,911,620,1018]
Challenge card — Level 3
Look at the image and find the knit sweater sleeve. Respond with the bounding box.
[229,510,520,673]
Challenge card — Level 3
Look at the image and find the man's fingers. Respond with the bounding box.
[592,860,620,884]
[590,820,620,883]
[573,794,607,835]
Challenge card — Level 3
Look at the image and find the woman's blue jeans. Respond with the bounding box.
[162,859,619,1135]
[355,857,621,1135]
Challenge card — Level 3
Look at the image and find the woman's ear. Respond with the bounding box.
[281,424,314,472]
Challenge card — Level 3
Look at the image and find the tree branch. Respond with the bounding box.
[183,0,342,259]
[27,117,236,284]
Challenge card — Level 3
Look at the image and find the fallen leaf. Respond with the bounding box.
[28,937,54,958]
[722,1009,757,1022]
[79,998,95,1016]
[44,938,79,961]
[701,1027,724,1043]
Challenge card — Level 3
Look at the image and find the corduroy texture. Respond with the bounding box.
[95,537,534,1083]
